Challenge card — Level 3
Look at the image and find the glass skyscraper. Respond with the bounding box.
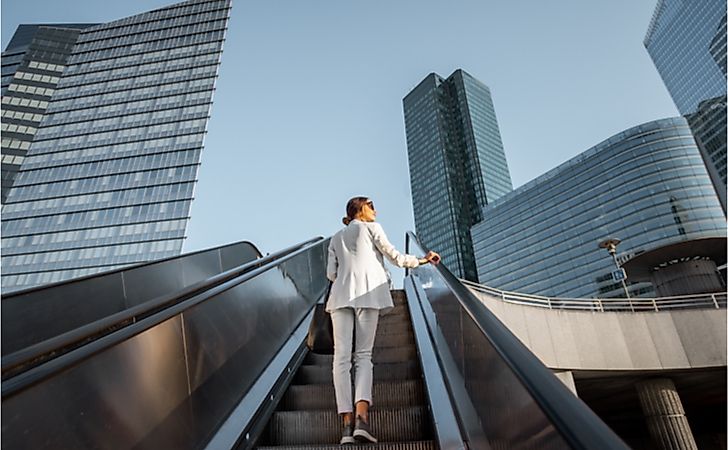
[1,0,231,292]
[471,118,726,299]
[644,0,727,212]
[403,69,512,281]
[1,24,94,203]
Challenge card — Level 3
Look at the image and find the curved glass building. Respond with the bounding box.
[471,117,726,299]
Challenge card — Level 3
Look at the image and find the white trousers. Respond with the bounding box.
[330,307,379,414]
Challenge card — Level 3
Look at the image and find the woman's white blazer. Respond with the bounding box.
[326,219,420,313]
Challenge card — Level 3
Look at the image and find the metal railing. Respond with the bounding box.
[2,237,322,384]
[461,279,727,312]
[2,240,263,357]
[2,236,330,450]
[406,232,630,450]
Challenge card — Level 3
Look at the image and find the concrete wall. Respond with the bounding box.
[470,289,727,371]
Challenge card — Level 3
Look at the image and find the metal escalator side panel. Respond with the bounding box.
[207,307,314,450]
[408,264,574,449]
[2,315,190,450]
[1,240,263,356]
[404,278,468,450]
[2,238,323,379]
[1,239,329,450]
[405,231,629,450]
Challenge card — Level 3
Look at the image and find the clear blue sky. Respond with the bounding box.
[2,0,679,280]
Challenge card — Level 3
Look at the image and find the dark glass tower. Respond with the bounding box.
[1,0,231,292]
[644,0,727,213]
[403,69,512,281]
[1,24,94,203]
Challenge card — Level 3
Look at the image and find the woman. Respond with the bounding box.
[326,196,439,445]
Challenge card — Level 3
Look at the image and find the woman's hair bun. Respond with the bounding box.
[343,196,368,227]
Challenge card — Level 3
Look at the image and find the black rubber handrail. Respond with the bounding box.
[2,236,328,398]
[1,237,322,380]
[406,232,629,450]
[1,239,263,299]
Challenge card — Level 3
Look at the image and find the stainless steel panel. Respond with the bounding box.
[305,244,328,300]
[404,279,467,450]
[1,272,127,355]
[2,316,189,450]
[181,248,223,287]
[3,239,327,450]
[220,242,261,272]
[413,266,567,449]
[142,246,327,449]
[123,259,185,307]
[406,231,627,450]
[185,254,320,390]
[2,241,261,356]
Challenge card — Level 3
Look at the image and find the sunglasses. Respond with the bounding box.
[366,200,375,210]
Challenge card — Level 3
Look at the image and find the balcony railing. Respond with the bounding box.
[461,279,727,312]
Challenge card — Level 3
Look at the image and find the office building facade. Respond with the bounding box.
[1,24,94,203]
[472,118,726,299]
[1,0,231,292]
[644,0,727,212]
[403,69,512,281]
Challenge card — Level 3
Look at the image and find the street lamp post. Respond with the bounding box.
[598,237,632,310]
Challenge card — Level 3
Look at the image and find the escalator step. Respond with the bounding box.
[303,345,418,366]
[376,320,412,335]
[265,406,431,445]
[299,333,414,366]
[384,304,409,316]
[256,440,436,450]
[373,332,415,348]
[279,379,426,410]
[391,291,407,306]
[379,313,409,324]
[372,345,418,363]
[377,316,412,334]
[294,361,421,385]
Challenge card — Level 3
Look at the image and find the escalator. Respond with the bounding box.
[1,233,630,450]
[254,291,436,449]
[2,236,330,449]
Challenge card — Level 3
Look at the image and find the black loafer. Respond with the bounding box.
[340,422,355,445]
[353,416,377,443]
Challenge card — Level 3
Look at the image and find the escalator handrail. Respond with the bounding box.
[405,231,629,450]
[2,236,329,398]
[1,239,264,299]
[1,237,323,380]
